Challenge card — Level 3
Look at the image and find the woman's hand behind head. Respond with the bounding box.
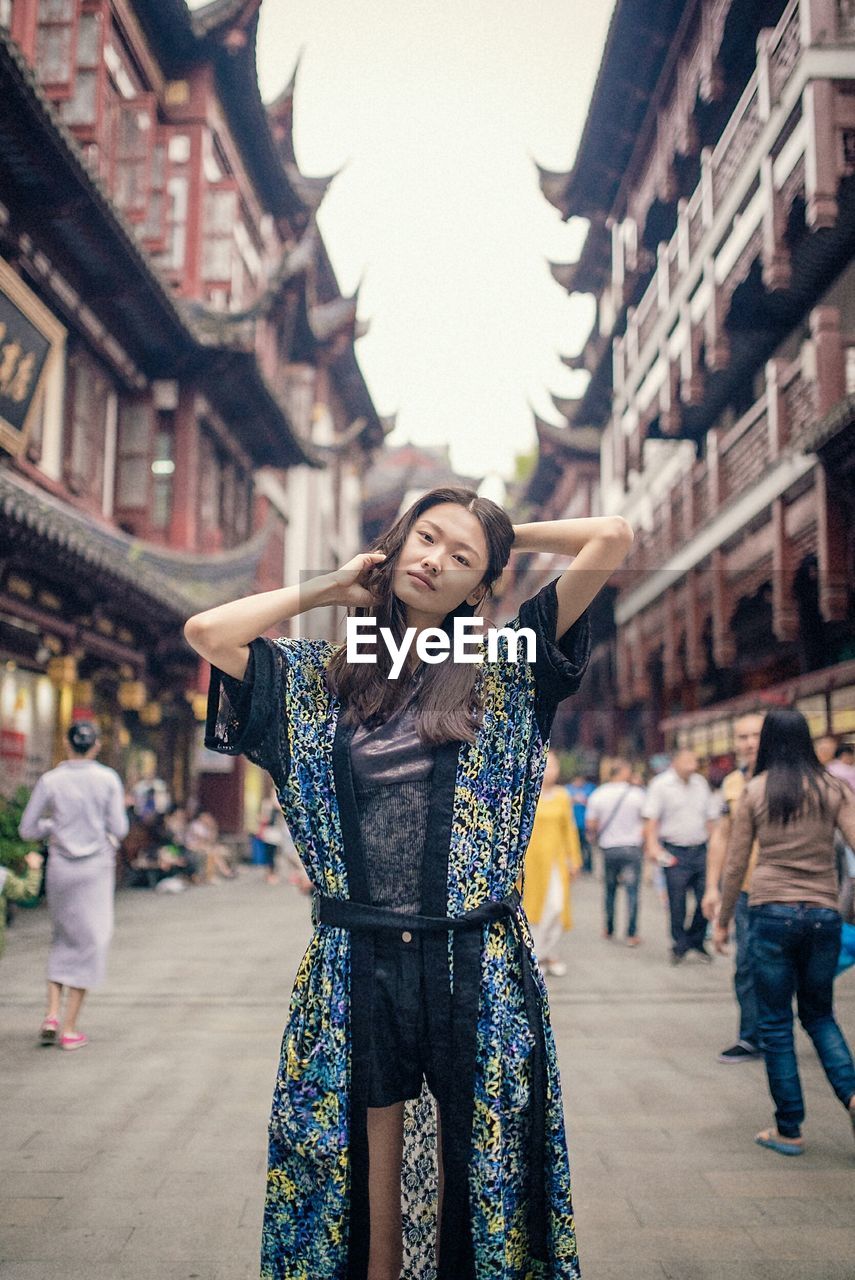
[325,551,387,609]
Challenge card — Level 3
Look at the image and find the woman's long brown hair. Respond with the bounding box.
[326,487,515,743]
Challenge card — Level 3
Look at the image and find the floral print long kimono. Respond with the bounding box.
[205,577,590,1280]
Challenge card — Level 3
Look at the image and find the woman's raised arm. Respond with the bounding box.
[183,551,386,680]
[512,516,633,636]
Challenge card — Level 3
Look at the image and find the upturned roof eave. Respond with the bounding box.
[547,0,687,221]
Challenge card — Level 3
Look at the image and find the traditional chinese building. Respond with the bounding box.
[535,0,855,761]
[0,0,384,831]
[497,413,605,755]
[361,440,481,547]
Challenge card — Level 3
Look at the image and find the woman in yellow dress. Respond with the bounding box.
[523,751,583,976]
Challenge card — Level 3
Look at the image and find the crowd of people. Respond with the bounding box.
[522,712,855,1156]
[4,705,853,1157]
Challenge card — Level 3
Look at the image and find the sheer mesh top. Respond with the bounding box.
[214,644,434,914]
[351,680,435,914]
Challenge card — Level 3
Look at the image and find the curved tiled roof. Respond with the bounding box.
[0,467,268,618]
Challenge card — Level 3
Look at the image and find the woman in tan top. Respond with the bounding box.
[715,707,855,1156]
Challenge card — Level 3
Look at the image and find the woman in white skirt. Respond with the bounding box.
[19,721,129,1050]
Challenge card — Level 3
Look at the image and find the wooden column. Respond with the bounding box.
[681,318,705,406]
[771,497,798,641]
[707,427,721,509]
[663,588,678,691]
[811,305,845,416]
[169,386,200,551]
[685,569,704,680]
[816,466,849,621]
[804,80,839,230]
[660,360,682,435]
[765,357,790,456]
[711,550,736,668]
[683,467,695,542]
[760,155,791,290]
[800,0,841,45]
[632,619,651,702]
[704,263,730,372]
[616,628,633,708]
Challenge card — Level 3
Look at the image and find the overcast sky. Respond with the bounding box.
[198,1,615,480]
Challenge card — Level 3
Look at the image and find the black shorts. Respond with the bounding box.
[366,930,443,1108]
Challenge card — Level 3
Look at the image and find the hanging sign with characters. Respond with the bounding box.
[0,256,65,459]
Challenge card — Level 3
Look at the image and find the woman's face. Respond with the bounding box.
[393,502,490,622]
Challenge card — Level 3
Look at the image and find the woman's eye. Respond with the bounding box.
[455,555,469,566]
[419,531,433,542]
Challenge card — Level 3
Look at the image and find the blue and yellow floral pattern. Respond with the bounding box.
[206,580,589,1280]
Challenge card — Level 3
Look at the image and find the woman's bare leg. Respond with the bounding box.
[61,987,86,1037]
[367,1102,404,1280]
[45,980,63,1020]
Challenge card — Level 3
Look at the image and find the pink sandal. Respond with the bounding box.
[59,1032,88,1051]
[39,1016,59,1046]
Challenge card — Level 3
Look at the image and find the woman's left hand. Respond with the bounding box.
[712,921,730,955]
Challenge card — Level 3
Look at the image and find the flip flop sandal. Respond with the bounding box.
[755,1129,803,1156]
[39,1017,59,1046]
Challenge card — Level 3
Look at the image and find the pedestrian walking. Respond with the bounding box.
[566,773,595,873]
[814,733,838,767]
[18,721,129,1050]
[185,486,632,1280]
[715,707,855,1156]
[642,749,720,964]
[586,759,646,946]
[522,750,583,977]
[702,712,766,1063]
[827,740,855,791]
[255,781,285,886]
[0,851,43,960]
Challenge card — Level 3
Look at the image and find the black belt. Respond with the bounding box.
[312,886,550,1268]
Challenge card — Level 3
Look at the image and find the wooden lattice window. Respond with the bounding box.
[65,348,109,501]
[140,131,168,251]
[113,93,155,223]
[59,6,102,129]
[115,398,152,511]
[150,413,175,531]
[202,179,238,286]
[35,0,78,96]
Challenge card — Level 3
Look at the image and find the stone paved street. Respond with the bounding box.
[1,866,853,1280]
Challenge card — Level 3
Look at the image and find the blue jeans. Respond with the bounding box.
[663,842,707,956]
[750,903,855,1138]
[734,891,760,1047]
[603,846,642,938]
[578,828,593,874]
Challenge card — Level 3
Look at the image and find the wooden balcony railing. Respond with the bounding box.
[622,355,815,575]
[621,0,805,394]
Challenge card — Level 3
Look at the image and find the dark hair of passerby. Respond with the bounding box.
[836,742,854,761]
[326,486,515,743]
[67,720,99,755]
[754,707,840,826]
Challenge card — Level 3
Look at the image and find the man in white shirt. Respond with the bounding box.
[642,749,720,964]
[586,759,646,946]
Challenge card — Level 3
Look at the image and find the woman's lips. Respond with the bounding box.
[407,570,435,590]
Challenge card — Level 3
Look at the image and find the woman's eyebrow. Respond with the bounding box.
[420,518,479,558]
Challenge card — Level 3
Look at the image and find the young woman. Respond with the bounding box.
[715,707,855,1157]
[18,720,129,1051]
[522,750,582,977]
[185,487,632,1280]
